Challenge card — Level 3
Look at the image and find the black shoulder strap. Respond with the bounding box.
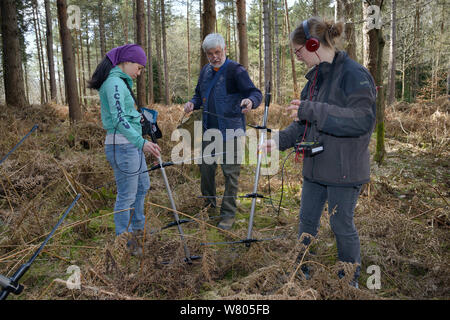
[121,78,141,112]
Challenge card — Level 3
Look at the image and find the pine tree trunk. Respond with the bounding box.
[258,0,263,90]
[236,0,248,69]
[0,0,28,107]
[75,29,83,107]
[57,0,81,121]
[123,0,129,43]
[154,0,163,103]
[98,0,106,57]
[340,0,356,60]
[147,0,154,104]
[274,0,281,103]
[387,0,396,105]
[186,0,191,99]
[313,0,318,15]
[56,43,64,104]
[374,28,386,164]
[44,0,57,102]
[362,0,386,164]
[35,0,48,103]
[85,14,92,103]
[136,0,146,106]
[412,0,420,101]
[79,30,87,106]
[33,1,45,104]
[232,2,237,61]
[161,0,169,105]
[263,0,272,91]
[283,0,298,97]
[201,0,216,68]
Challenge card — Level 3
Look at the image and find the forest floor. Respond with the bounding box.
[0,96,448,300]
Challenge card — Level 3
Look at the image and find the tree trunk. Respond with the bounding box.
[263,0,272,91]
[362,0,386,164]
[147,0,154,104]
[313,0,318,15]
[283,0,298,98]
[56,43,64,104]
[154,0,163,103]
[186,0,191,99]
[340,0,356,60]
[258,0,263,90]
[35,0,48,103]
[79,30,87,106]
[161,0,169,105]
[236,0,248,69]
[232,2,237,61]
[387,0,396,105]
[123,0,129,43]
[32,1,45,104]
[0,0,28,107]
[98,0,106,57]
[85,13,92,103]
[57,0,81,121]
[201,0,216,68]
[412,0,420,101]
[44,0,57,102]
[74,29,83,107]
[274,0,281,103]
[136,0,146,106]
[374,28,386,165]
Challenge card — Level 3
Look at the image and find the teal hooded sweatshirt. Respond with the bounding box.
[99,66,145,149]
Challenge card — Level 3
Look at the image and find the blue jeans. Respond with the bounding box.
[105,143,150,235]
[298,178,361,279]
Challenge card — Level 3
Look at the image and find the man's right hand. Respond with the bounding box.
[143,141,161,158]
[184,101,194,113]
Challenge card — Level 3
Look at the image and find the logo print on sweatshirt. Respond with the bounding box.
[114,85,130,129]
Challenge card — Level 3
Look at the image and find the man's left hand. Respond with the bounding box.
[240,98,253,113]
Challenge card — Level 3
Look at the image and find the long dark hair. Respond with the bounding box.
[87,57,114,90]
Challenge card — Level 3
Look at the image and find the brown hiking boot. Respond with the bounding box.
[217,217,235,230]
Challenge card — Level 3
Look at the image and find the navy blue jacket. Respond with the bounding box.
[190,58,262,141]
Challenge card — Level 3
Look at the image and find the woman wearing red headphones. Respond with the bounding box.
[261,17,377,288]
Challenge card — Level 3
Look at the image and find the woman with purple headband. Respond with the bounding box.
[88,44,160,255]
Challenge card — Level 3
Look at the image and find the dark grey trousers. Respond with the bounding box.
[199,138,242,218]
[298,178,362,279]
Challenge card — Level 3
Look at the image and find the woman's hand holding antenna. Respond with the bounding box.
[143,141,161,158]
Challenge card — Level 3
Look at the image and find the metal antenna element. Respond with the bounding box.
[155,155,201,264]
[0,124,38,166]
[0,194,81,300]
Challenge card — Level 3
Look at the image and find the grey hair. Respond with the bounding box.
[202,33,226,52]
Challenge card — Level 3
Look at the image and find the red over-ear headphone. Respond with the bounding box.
[303,20,320,52]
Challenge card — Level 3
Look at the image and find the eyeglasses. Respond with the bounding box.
[293,45,304,56]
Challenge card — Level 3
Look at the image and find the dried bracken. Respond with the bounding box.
[0,99,448,300]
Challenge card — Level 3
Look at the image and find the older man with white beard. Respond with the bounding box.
[184,33,262,230]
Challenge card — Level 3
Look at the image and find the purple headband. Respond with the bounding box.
[106,44,147,67]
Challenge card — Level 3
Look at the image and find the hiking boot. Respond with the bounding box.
[217,217,235,230]
[338,269,359,289]
[126,238,143,257]
[127,230,144,257]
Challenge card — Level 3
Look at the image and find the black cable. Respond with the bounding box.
[112,120,144,175]
[277,149,296,216]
